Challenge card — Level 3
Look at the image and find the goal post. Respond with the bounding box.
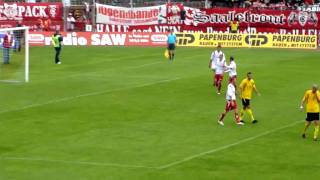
[0,26,29,83]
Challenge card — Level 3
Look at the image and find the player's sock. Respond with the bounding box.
[302,122,309,135]
[172,53,175,60]
[234,113,240,123]
[247,109,255,122]
[240,109,245,120]
[217,82,222,92]
[219,113,226,122]
[314,125,319,140]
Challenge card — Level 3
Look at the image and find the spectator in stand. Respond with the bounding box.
[180,7,186,24]
[288,0,304,8]
[37,18,44,31]
[2,32,13,64]
[84,2,90,20]
[67,13,76,32]
[229,18,239,33]
[43,17,51,31]
[212,0,229,7]
[304,0,314,5]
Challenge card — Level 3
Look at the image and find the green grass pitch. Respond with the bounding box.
[0,46,320,179]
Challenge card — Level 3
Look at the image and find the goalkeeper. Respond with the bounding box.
[51,30,63,64]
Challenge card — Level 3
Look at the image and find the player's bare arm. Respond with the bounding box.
[300,96,306,111]
[254,85,261,96]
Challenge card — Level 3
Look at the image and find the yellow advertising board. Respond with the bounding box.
[176,33,317,49]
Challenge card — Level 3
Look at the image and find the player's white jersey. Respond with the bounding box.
[226,83,236,101]
[210,50,225,69]
[225,61,237,77]
[215,58,226,75]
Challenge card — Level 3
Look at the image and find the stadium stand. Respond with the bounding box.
[1,0,319,9]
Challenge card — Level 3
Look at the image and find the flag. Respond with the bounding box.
[164,49,169,59]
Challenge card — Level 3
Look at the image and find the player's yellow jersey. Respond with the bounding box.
[239,78,256,99]
[303,90,320,113]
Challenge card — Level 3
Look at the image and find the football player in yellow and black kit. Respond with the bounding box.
[239,72,260,123]
[300,84,320,141]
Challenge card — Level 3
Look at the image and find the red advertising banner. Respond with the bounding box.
[92,3,320,34]
[94,23,320,35]
[93,7,320,36]
[96,3,166,26]
[195,8,320,29]
[0,2,63,30]
[28,32,168,46]
[94,5,320,32]
[28,32,318,49]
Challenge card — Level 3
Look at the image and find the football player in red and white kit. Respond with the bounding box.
[209,44,224,71]
[209,44,225,91]
[225,56,237,83]
[214,54,226,95]
[218,78,244,126]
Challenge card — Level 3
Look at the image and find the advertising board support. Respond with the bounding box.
[63,3,68,31]
[205,0,209,8]
[248,9,251,48]
[93,0,97,32]
[130,0,133,8]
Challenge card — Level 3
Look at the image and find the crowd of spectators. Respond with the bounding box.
[212,0,320,9]
[2,0,320,10]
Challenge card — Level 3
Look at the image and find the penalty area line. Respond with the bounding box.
[0,156,158,169]
[0,80,23,83]
[0,77,181,115]
[0,121,303,170]
[157,120,303,170]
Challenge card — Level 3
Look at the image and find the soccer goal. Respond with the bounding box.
[0,26,29,83]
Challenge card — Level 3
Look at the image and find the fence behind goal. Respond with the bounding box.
[0,27,29,83]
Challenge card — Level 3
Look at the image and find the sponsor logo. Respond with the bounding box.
[151,34,167,42]
[0,3,60,21]
[29,34,45,44]
[288,11,318,27]
[176,33,195,45]
[298,11,309,26]
[2,3,18,20]
[244,35,268,46]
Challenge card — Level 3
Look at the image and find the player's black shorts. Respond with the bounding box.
[306,113,320,121]
[241,98,250,107]
[168,43,175,50]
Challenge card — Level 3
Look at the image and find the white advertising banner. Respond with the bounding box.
[96,3,166,25]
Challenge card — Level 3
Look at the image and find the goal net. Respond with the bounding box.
[0,26,29,83]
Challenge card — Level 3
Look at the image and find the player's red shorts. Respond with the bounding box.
[215,74,223,84]
[228,76,237,83]
[225,100,237,112]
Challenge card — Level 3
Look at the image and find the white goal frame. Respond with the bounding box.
[0,26,29,82]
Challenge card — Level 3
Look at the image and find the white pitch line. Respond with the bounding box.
[32,60,164,84]
[0,121,303,170]
[0,80,23,83]
[126,61,162,69]
[1,156,157,169]
[157,120,303,170]
[0,77,180,114]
